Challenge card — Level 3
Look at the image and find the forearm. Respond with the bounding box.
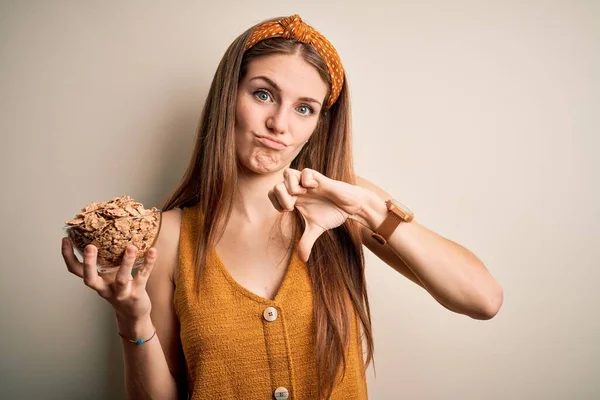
[358,192,503,319]
[116,313,179,400]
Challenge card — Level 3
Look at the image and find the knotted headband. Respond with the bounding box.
[245,14,344,108]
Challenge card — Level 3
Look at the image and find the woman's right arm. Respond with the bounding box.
[62,209,186,400]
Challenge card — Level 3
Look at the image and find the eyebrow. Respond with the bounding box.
[249,75,323,107]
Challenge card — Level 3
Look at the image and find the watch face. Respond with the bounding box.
[387,199,414,221]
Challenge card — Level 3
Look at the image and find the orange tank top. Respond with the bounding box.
[174,204,368,399]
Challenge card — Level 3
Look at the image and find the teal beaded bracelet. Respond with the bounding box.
[118,327,157,346]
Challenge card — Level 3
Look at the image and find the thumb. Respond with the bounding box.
[298,222,324,262]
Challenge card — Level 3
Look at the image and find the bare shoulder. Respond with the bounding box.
[145,207,186,385]
[148,208,183,283]
[151,208,183,282]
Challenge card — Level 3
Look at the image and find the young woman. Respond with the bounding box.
[62,14,503,400]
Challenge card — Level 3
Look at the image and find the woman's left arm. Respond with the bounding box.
[354,175,504,320]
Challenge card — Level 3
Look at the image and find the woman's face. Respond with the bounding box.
[235,53,328,175]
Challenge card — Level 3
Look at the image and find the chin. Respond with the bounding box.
[241,155,286,175]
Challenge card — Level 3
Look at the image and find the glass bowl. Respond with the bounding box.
[62,210,162,274]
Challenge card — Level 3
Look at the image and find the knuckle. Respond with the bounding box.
[136,271,149,281]
[83,253,96,264]
[140,264,153,275]
[141,264,154,276]
[146,249,157,261]
[302,168,314,178]
[83,278,95,288]
[113,288,130,301]
[114,293,127,302]
[129,292,142,302]
[115,278,130,286]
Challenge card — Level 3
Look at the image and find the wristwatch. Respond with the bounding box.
[371,199,414,245]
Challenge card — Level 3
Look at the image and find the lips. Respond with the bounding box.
[255,135,287,150]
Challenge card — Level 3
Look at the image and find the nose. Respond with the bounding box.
[266,106,289,135]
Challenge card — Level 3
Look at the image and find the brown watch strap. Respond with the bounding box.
[371,211,403,245]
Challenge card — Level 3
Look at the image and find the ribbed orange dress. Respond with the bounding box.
[173,204,368,399]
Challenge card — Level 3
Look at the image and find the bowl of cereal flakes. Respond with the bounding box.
[63,195,162,273]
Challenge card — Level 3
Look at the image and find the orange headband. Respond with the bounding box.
[245,14,344,108]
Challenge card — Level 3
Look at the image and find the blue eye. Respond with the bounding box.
[254,90,272,102]
[296,104,314,116]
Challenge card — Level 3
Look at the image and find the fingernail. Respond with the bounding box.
[127,247,134,255]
